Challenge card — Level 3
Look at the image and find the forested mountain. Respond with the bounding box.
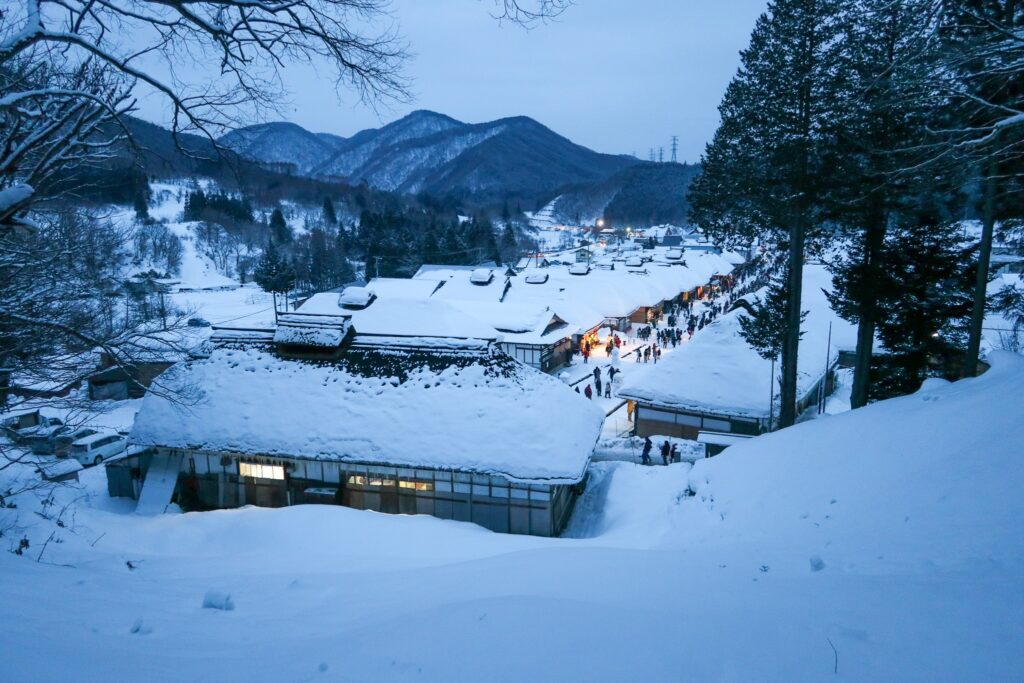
[220,110,638,204]
[219,122,348,174]
[535,162,702,227]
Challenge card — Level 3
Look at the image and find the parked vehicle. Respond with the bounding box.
[69,432,127,466]
[187,317,211,327]
[16,417,64,449]
[52,427,100,457]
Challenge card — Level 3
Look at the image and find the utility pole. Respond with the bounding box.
[658,147,664,163]
[649,148,656,162]
[670,135,678,163]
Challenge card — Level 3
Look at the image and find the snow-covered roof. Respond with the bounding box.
[339,286,374,308]
[272,313,351,348]
[367,277,442,300]
[347,298,501,342]
[618,265,857,419]
[297,294,500,342]
[419,248,737,334]
[130,347,604,482]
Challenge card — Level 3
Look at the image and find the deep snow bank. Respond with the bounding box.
[0,355,1021,683]
[680,351,1024,572]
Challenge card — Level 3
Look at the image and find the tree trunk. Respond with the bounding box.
[962,161,996,378]
[850,210,886,408]
[779,209,806,428]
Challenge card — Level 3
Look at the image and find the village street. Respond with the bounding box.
[556,283,744,442]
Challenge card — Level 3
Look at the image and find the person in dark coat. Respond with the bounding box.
[641,437,652,465]
[660,440,671,465]
[593,367,601,382]
[595,376,602,396]
[671,443,679,463]
[584,384,593,400]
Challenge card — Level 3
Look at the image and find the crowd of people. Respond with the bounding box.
[569,253,780,415]
[574,365,619,400]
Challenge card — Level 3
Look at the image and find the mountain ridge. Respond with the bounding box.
[219,110,639,204]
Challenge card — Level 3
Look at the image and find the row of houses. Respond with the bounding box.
[110,244,742,535]
[618,264,857,450]
[409,246,741,373]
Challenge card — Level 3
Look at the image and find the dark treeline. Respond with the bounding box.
[689,0,1023,416]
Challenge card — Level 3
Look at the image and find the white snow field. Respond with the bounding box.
[1,357,1022,682]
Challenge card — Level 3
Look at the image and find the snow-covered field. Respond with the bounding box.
[1,352,1021,682]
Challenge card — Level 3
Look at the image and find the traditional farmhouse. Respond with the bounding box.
[118,298,604,536]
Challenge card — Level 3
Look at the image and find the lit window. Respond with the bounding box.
[348,475,367,486]
[399,480,434,492]
[368,477,396,487]
[239,462,285,480]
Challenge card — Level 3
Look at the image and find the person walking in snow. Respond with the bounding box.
[582,345,589,364]
[660,440,671,465]
[671,443,679,463]
[604,382,612,398]
[584,384,593,400]
[593,367,601,382]
[595,376,602,397]
[641,437,652,465]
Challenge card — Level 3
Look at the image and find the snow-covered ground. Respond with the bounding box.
[1,352,1021,682]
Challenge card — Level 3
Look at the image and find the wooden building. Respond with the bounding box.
[120,301,604,536]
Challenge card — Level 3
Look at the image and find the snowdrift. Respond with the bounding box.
[0,354,1021,682]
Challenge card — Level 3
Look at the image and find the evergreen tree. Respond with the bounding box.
[333,229,356,285]
[823,0,941,409]
[133,188,149,221]
[688,0,844,426]
[870,217,975,398]
[500,224,518,265]
[937,2,1024,376]
[253,241,296,321]
[322,197,338,226]
[269,207,292,243]
[440,225,466,264]
[304,228,324,290]
[421,224,443,264]
[739,275,807,425]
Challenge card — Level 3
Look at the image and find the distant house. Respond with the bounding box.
[574,247,593,263]
[121,308,604,536]
[87,334,193,401]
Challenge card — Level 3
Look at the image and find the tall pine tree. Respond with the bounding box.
[688,0,844,427]
[823,0,940,408]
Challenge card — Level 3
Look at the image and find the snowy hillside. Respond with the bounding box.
[1,351,1021,681]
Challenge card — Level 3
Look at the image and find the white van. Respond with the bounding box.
[69,432,127,466]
